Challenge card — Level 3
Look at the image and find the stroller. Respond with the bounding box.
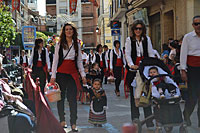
[132,57,187,133]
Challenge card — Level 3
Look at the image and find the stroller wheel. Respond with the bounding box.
[164,126,173,132]
[179,125,188,133]
[155,127,163,133]
[133,119,142,133]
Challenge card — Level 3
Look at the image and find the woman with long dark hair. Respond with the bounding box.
[110,40,125,96]
[125,20,155,128]
[50,22,86,132]
[29,38,50,94]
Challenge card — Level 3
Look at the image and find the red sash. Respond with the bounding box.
[22,63,28,67]
[187,56,200,67]
[100,61,103,68]
[135,56,144,66]
[57,60,82,91]
[116,58,123,67]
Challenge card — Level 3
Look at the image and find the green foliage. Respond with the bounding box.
[14,32,24,49]
[0,4,16,47]
[42,31,54,36]
[36,31,48,45]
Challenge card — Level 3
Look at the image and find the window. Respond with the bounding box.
[59,9,67,14]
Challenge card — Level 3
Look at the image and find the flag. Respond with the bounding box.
[70,0,77,14]
[12,0,20,12]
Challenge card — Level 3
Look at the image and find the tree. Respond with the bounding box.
[36,31,48,45]
[0,3,16,49]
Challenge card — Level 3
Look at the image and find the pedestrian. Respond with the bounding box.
[90,62,102,82]
[2,50,8,64]
[180,15,200,127]
[20,50,28,67]
[50,22,86,132]
[29,38,50,94]
[110,40,126,96]
[103,45,111,84]
[125,20,154,128]
[85,78,107,127]
[161,43,169,59]
[81,48,88,66]
[46,44,54,82]
[92,44,108,82]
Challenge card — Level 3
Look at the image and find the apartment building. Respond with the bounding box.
[81,0,98,49]
[46,0,57,33]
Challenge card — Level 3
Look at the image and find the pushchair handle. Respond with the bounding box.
[146,74,173,85]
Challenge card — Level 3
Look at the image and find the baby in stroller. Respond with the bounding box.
[148,66,180,99]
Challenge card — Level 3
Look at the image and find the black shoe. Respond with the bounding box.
[72,128,78,132]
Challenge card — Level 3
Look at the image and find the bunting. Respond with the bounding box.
[12,0,20,12]
[70,0,77,14]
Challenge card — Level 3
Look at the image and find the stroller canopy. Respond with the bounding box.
[139,57,171,81]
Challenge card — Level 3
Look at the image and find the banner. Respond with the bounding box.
[70,0,77,14]
[22,26,36,50]
[12,0,20,12]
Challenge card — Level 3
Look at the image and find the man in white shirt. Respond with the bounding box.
[81,49,88,65]
[180,15,200,127]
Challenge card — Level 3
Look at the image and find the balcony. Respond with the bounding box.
[133,0,162,8]
[46,19,56,26]
[85,43,95,47]
[82,27,94,34]
[81,13,94,18]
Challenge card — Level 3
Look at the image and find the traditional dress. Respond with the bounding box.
[110,48,125,94]
[180,30,200,126]
[125,36,155,127]
[51,42,85,125]
[20,55,28,67]
[29,47,50,94]
[87,87,107,125]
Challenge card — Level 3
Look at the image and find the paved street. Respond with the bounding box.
[49,81,200,133]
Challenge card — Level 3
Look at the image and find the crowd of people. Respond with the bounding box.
[0,15,199,132]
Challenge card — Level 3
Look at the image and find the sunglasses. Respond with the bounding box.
[193,23,200,26]
[135,27,142,31]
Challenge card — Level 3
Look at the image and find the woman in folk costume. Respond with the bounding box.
[20,50,28,67]
[125,20,155,128]
[92,44,108,82]
[110,40,126,96]
[29,38,50,94]
[50,22,86,132]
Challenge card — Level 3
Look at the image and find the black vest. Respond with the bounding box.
[88,54,94,65]
[130,36,149,64]
[20,55,28,65]
[95,53,106,68]
[57,44,78,69]
[112,49,124,68]
[33,48,46,67]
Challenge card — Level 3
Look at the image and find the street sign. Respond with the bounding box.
[111,30,120,36]
[22,26,36,50]
[111,21,121,29]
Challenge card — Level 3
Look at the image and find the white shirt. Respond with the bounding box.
[92,52,108,68]
[180,31,200,70]
[110,48,126,69]
[125,36,155,67]
[169,49,176,60]
[153,49,161,59]
[87,53,95,64]
[29,47,50,70]
[105,50,110,61]
[22,55,28,63]
[51,43,86,79]
[81,52,88,62]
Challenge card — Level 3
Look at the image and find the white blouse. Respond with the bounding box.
[29,47,50,70]
[51,42,86,79]
[125,36,155,67]
[110,48,126,69]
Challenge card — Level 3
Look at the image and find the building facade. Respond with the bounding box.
[127,0,200,52]
[46,0,57,33]
[81,0,98,49]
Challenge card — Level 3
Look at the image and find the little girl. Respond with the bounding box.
[90,63,102,82]
[84,79,107,127]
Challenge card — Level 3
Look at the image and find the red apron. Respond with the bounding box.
[187,56,200,67]
[57,60,82,91]
[37,61,48,79]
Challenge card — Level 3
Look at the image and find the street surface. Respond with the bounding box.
[49,81,200,133]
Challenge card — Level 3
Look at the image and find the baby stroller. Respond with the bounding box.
[132,57,187,133]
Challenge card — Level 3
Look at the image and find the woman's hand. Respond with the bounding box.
[82,77,87,84]
[131,65,139,70]
[181,70,187,81]
[110,69,114,75]
[50,78,56,84]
